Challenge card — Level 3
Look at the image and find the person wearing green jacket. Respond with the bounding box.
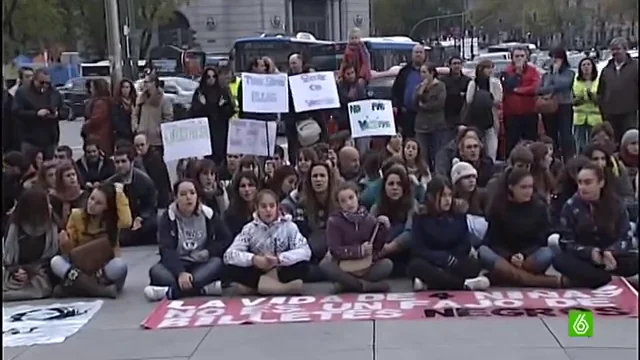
[573,57,602,153]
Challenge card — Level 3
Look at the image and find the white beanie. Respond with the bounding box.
[451,158,478,184]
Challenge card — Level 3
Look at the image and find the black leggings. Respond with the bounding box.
[552,252,639,289]
[407,256,482,290]
[225,262,309,289]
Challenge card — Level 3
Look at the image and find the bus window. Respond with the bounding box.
[80,64,110,77]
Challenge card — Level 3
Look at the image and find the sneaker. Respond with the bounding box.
[413,278,425,291]
[463,276,490,290]
[547,233,560,249]
[144,286,169,301]
[201,281,223,296]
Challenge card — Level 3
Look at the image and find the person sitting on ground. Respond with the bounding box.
[106,146,158,246]
[75,137,115,189]
[338,146,362,182]
[224,171,259,237]
[403,138,431,186]
[191,159,229,216]
[450,135,495,188]
[616,129,638,193]
[36,160,58,194]
[51,183,131,298]
[528,141,556,203]
[295,147,319,184]
[218,154,242,184]
[133,133,172,208]
[485,145,534,199]
[434,126,480,177]
[49,161,88,230]
[144,179,231,301]
[539,135,564,179]
[223,189,312,295]
[2,152,32,231]
[552,162,638,288]
[408,176,490,291]
[238,155,263,185]
[268,165,298,202]
[361,156,425,210]
[583,142,635,204]
[478,167,563,288]
[3,189,59,301]
[54,145,73,163]
[370,165,417,274]
[321,183,393,293]
[450,159,489,242]
[550,156,591,231]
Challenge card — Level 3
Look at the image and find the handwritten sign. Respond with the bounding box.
[161,117,212,161]
[227,118,278,157]
[241,73,289,113]
[288,71,340,112]
[348,99,396,138]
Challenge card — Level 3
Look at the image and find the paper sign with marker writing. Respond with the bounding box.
[288,71,340,112]
[348,99,396,138]
[241,73,289,113]
[227,118,278,157]
[161,117,212,161]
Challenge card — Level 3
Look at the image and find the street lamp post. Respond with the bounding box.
[409,12,468,39]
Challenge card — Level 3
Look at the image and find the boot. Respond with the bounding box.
[222,282,255,297]
[67,268,118,299]
[257,275,304,295]
[491,259,561,288]
[361,280,390,293]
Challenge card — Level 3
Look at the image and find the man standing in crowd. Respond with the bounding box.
[597,37,639,144]
[12,68,66,160]
[8,67,34,97]
[441,56,471,139]
[284,53,311,164]
[500,46,541,154]
[132,73,173,157]
[392,44,426,138]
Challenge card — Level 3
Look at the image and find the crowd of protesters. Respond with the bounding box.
[1,32,638,302]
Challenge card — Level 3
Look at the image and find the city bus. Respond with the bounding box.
[147,45,206,78]
[231,32,332,72]
[80,60,148,77]
[308,36,423,72]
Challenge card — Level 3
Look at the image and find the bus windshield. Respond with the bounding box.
[232,34,331,72]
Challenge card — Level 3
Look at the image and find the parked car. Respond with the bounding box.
[58,76,110,120]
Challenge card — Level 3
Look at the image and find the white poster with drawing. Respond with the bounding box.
[288,71,340,112]
[227,118,278,157]
[241,73,289,113]
[347,99,397,138]
[3,300,103,347]
[161,117,212,162]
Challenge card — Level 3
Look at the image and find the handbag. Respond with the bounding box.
[535,94,559,114]
[339,223,381,276]
[69,235,115,274]
[3,263,53,301]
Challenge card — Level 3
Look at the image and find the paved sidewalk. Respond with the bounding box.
[3,247,639,360]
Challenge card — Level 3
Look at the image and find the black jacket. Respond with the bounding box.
[112,101,134,142]
[441,73,471,126]
[157,204,232,277]
[75,156,116,185]
[134,151,172,208]
[106,168,157,221]
[391,63,418,112]
[12,84,67,148]
[223,206,253,238]
[485,198,550,255]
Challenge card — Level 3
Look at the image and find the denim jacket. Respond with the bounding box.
[538,67,575,105]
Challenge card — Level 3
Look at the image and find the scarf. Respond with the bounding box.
[341,206,368,224]
[3,223,58,266]
[619,151,638,170]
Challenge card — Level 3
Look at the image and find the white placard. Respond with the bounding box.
[161,117,212,162]
[227,118,278,157]
[241,73,289,113]
[3,300,103,347]
[348,99,397,138]
[288,71,340,112]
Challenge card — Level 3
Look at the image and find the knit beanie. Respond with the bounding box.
[621,129,639,148]
[451,158,478,184]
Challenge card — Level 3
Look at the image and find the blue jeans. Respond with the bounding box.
[478,246,556,274]
[50,255,128,290]
[542,104,575,161]
[416,129,449,172]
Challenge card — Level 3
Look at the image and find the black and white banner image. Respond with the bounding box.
[3,300,103,347]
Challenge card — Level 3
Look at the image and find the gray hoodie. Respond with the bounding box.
[170,203,210,263]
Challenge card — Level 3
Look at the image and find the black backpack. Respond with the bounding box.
[464,85,494,130]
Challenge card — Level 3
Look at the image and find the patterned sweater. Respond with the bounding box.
[223,214,311,267]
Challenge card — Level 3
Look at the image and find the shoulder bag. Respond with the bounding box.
[339,223,381,276]
[69,235,115,274]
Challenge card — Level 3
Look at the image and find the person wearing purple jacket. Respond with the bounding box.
[320,183,393,293]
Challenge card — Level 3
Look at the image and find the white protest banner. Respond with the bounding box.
[227,118,278,157]
[3,300,103,347]
[241,73,289,113]
[288,71,340,112]
[161,117,212,162]
[348,99,396,138]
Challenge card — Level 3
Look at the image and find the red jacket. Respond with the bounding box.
[501,64,540,117]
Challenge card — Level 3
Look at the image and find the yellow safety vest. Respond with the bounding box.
[229,77,240,119]
[572,76,602,126]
